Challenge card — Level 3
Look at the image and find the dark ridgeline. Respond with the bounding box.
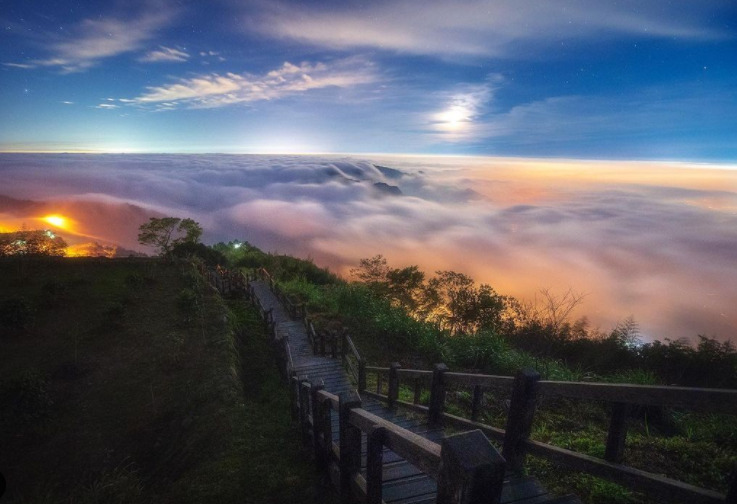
[205,265,737,504]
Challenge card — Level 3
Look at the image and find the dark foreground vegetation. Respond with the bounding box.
[1,227,735,504]
[0,257,329,503]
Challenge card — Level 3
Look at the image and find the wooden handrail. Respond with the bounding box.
[361,363,735,503]
[538,380,737,414]
[349,407,442,478]
[241,266,734,504]
[306,386,503,504]
[524,439,726,504]
[397,368,433,381]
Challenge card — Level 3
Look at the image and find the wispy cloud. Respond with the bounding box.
[6,7,175,73]
[128,59,377,109]
[139,46,189,63]
[3,62,35,69]
[248,0,729,58]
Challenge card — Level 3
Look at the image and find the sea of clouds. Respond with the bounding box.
[1,153,735,343]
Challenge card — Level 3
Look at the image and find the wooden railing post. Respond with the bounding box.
[311,382,325,462]
[437,430,506,504]
[299,379,311,446]
[429,363,449,427]
[388,362,401,408]
[318,396,333,474]
[471,385,483,422]
[308,322,318,354]
[366,425,386,504]
[414,378,422,405]
[358,359,366,393]
[726,468,736,504]
[376,372,383,395]
[320,330,326,356]
[290,373,299,421]
[605,402,631,463]
[330,332,338,359]
[339,392,362,503]
[341,332,348,368]
[502,369,540,472]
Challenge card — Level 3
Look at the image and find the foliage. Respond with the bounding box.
[171,241,228,267]
[0,258,270,503]
[214,241,339,285]
[0,229,67,257]
[137,217,202,256]
[0,296,35,333]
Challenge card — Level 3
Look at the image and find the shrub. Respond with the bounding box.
[0,296,34,333]
[0,371,53,425]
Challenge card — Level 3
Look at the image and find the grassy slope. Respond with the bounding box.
[0,258,329,503]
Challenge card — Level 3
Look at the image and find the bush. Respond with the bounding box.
[0,296,34,333]
[0,371,53,425]
[177,288,199,323]
[171,242,228,267]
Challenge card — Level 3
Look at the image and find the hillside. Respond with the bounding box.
[0,257,330,503]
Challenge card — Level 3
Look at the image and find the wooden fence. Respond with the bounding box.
[231,266,509,504]
[204,265,737,504]
[362,364,737,504]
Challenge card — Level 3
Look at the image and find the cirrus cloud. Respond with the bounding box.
[127,59,378,109]
[247,0,730,58]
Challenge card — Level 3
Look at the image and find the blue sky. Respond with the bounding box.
[1,0,736,159]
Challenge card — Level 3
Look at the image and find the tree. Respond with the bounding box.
[0,230,68,257]
[350,254,390,286]
[421,270,511,335]
[137,217,203,256]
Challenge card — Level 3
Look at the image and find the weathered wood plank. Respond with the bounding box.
[349,408,442,479]
[445,372,515,390]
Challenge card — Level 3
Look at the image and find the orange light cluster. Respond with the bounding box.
[65,242,117,258]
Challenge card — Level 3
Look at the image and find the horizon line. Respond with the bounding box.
[0,149,736,168]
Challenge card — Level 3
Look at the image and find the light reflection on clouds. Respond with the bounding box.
[0,153,735,343]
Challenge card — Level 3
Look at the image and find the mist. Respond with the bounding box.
[1,153,735,343]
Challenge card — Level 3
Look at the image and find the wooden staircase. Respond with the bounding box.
[246,278,582,504]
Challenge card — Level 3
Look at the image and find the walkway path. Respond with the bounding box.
[248,279,581,504]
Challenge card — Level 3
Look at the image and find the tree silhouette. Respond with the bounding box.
[137,217,202,256]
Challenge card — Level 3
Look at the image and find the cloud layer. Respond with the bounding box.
[250,0,728,58]
[1,153,735,343]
